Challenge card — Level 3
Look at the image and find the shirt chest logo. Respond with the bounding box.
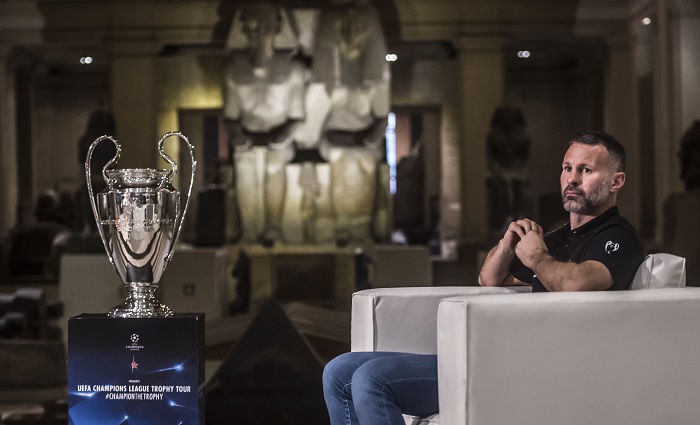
[605,241,620,254]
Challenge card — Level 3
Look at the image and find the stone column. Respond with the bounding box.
[602,31,642,231]
[652,0,680,242]
[109,42,160,169]
[454,35,505,241]
[0,44,17,234]
[677,8,700,133]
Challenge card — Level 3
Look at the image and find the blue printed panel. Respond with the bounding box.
[68,314,204,425]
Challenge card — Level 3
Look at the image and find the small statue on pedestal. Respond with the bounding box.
[486,106,533,234]
[662,120,700,286]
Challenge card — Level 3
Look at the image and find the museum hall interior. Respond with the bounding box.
[1,0,700,423]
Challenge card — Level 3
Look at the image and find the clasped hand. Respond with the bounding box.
[504,219,548,269]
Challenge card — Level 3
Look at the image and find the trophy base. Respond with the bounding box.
[109,303,174,318]
[109,283,173,318]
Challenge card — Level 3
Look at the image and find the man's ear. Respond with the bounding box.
[610,171,625,192]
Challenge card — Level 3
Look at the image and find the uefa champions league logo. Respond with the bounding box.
[126,333,144,351]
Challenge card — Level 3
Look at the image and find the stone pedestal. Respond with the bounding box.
[243,245,356,312]
[67,314,205,424]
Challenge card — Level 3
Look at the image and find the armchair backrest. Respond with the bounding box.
[437,288,700,425]
[630,253,686,289]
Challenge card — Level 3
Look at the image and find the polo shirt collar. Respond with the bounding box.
[570,206,619,236]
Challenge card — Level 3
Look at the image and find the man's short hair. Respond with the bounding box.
[570,130,626,172]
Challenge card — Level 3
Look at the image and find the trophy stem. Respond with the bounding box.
[109,283,173,318]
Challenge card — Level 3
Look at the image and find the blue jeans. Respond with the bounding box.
[322,352,439,425]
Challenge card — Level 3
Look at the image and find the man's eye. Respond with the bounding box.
[583,168,592,173]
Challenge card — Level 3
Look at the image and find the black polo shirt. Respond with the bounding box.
[511,206,644,292]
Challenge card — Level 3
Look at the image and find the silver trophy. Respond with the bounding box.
[86,132,196,318]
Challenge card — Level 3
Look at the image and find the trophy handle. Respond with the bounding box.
[85,135,121,258]
[157,131,197,263]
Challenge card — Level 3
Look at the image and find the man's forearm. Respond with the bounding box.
[528,253,613,291]
[478,242,516,286]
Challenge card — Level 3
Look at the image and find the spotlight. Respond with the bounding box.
[517,50,531,59]
[79,56,93,65]
[385,53,398,62]
[642,17,652,25]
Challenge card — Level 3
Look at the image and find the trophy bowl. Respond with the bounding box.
[86,132,196,318]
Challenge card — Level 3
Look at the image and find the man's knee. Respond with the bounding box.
[350,358,390,399]
[323,352,357,391]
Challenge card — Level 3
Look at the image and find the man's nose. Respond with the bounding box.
[567,172,581,186]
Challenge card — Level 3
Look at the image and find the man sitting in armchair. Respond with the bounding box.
[322,130,645,424]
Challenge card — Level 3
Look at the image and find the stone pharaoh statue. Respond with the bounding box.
[223,2,306,243]
[308,1,391,243]
[223,0,391,245]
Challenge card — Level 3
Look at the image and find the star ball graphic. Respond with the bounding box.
[129,334,140,372]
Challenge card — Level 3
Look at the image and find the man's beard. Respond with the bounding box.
[562,178,610,215]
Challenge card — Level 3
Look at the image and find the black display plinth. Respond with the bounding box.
[206,301,329,425]
[67,314,204,425]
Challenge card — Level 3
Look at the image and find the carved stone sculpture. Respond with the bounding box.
[310,1,391,243]
[486,106,533,232]
[223,2,305,244]
[222,1,391,245]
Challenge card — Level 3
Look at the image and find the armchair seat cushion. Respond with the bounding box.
[404,413,440,424]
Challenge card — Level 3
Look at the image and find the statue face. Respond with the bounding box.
[336,12,369,60]
[239,4,281,68]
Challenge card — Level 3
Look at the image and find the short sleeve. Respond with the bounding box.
[580,224,644,290]
[510,257,534,284]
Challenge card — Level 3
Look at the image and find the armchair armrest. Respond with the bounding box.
[351,286,517,354]
[436,288,700,425]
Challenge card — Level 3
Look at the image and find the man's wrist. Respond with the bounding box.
[528,252,551,274]
[497,238,516,258]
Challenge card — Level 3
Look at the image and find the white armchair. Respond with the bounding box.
[436,288,700,425]
[350,254,693,425]
[351,285,520,425]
